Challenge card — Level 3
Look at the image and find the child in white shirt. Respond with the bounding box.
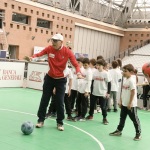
[86,59,111,125]
[109,64,141,141]
[76,58,92,121]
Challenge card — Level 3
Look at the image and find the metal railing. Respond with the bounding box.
[106,39,150,63]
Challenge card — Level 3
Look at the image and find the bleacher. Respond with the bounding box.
[122,43,150,73]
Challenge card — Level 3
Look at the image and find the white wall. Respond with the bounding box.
[74,26,120,59]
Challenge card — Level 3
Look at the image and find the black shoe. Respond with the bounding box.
[133,133,141,141]
[109,130,122,136]
[67,116,76,121]
[114,109,118,112]
[45,113,51,119]
[107,109,111,112]
[103,118,109,125]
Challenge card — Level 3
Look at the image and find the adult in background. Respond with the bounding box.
[30,33,82,131]
[142,62,150,84]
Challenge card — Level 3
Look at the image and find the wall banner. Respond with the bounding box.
[0,62,25,87]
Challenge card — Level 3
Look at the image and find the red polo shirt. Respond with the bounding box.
[32,45,80,78]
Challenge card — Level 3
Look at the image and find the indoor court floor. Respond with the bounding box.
[0,88,150,150]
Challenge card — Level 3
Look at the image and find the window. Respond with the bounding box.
[10,24,13,28]
[141,34,144,37]
[12,5,14,9]
[130,34,132,36]
[37,18,51,28]
[70,0,80,11]
[135,40,137,42]
[12,13,30,24]
[18,6,21,11]
[47,14,50,18]
[42,13,44,17]
[17,25,20,29]
[23,26,26,30]
[129,39,132,42]
[147,34,149,37]
[4,3,7,7]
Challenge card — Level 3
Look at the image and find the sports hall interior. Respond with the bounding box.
[0,0,150,150]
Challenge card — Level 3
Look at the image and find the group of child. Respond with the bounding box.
[45,55,142,141]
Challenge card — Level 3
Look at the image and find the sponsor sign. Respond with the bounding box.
[27,63,49,90]
[0,62,25,87]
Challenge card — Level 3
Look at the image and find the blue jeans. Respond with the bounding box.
[37,74,67,125]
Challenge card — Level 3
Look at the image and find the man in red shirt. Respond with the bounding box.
[31,33,82,131]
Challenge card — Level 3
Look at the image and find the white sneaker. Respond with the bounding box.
[36,122,44,128]
[57,124,64,131]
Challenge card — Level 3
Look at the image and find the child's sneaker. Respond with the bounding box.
[86,115,93,120]
[78,117,86,121]
[133,133,141,141]
[103,118,109,125]
[36,122,44,128]
[109,129,122,136]
[107,109,111,112]
[67,116,76,121]
[45,113,51,119]
[57,124,64,131]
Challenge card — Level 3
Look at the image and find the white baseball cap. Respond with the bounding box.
[51,33,64,41]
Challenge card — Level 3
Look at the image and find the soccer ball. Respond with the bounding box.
[21,121,34,135]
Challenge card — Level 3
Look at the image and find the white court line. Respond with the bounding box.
[0,88,42,94]
[0,108,105,150]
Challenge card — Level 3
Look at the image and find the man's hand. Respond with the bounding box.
[77,74,84,79]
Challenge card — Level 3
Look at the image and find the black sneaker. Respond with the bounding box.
[133,133,141,141]
[45,113,51,119]
[103,118,109,125]
[107,109,111,112]
[109,130,122,136]
[67,116,76,122]
[86,115,93,120]
[114,109,118,112]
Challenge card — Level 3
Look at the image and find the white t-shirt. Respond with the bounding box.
[92,69,111,96]
[109,68,122,91]
[78,68,93,93]
[65,68,73,93]
[121,76,137,107]
[71,66,84,91]
[90,67,97,77]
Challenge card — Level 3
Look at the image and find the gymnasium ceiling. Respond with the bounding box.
[30,0,150,28]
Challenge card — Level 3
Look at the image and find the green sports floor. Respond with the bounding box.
[0,88,149,150]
